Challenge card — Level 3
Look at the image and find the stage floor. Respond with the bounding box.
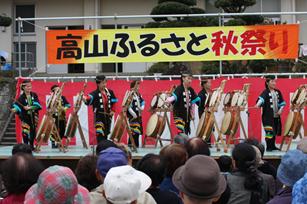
[0,141,299,160]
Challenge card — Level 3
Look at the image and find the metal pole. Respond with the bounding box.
[16,11,307,21]
[18,18,22,77]
[219,15,222,75]
[114,15,118,77]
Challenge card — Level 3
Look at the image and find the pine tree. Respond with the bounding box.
[0,15,12,27]
[146,0,218,28]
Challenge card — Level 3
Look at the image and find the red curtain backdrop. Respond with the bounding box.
[15,77,307,145]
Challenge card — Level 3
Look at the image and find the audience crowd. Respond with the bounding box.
[0,135,306,204]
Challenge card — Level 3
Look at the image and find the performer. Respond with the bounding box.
[127,80,145,147]
[197,79,212,146]
[167,73,200,135]
[256,76,285,151]
[49,85,71,148]
[11,80,42,150]
[83,75,117,143]
[197,79,212,118]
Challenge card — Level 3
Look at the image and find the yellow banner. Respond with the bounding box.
[47,24,299,64]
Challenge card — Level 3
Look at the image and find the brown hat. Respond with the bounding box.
[172,155,226,199]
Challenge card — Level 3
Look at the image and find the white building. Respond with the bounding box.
[0,0,305,74]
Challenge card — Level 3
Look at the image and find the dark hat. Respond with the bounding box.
[97,147,128,177]
[173,155,226,199]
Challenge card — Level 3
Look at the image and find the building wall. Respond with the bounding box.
[0,0,13,64]
[1,0,306,74]
[296,0,307,44]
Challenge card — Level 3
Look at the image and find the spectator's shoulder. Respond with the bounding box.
[137,192,157,204]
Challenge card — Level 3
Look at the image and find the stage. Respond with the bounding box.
[0,142,299,170]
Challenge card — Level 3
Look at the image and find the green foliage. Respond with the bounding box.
[295,57,307,72]
[146,62,170,74]
[201,61,220,74]
[151,2,192,22]
[164,63,191,74]
[201,61,249,74]
[0,15,12,27]
[225,18,246,26]
[159,21,191,27]
[158,0,197,6]
[190,7,205,14]
[248,60,277,73]
[148,0,213,28]
[144,22,161,28]
[239,15,264,25]
[215,0,256,13]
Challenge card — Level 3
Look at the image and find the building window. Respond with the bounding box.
[15,5,35,33]
[13,42,36,69]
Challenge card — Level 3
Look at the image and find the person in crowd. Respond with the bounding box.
[292,172,307,204]
[136,153,182,204]
[252,146,276,199]
[185,137,210,158]
[166,72,200,135]
[197,79,212,118]
[117,143,133,165]
[244,139,277,179]
[127,80,145,148]
[95,139,117,155]
[103,165,156,204]
[75,155,101,192]
[11,143,32,155]
[11,79,42,150]
[227,143,270,204]
[214,155,232,204]
[90,147,128,203]
[172,155,227,204]
[83,75,117,143]
[48,84,70,148]
[90,147,155,204]
[159,144,188,195]
[267,149,307,204]
[197,79,212,145]
[255,76,285,151]
[0,154,44,204]
[24,165,90,204]
[297,137,307,153]
[217,155,233,176]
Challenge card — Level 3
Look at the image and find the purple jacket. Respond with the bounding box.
[267,187,292,204]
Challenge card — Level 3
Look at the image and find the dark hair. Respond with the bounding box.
[130,80,140,89]
[232,143,264,204]
[265,76,275,89]
[160,144,187,177]
[96,140,117,155]
[201,79,209,86]
[180,72,192,85]
[217,155,233,172]
[75,155,101,191]
[185,137,210,158]
[50,84,59,92]
[1,154,44,194]
[12,144,32,155]
[96,75,106,84]
[21,80,31,91]
[244,138,265,158]
[136,154,165,187]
